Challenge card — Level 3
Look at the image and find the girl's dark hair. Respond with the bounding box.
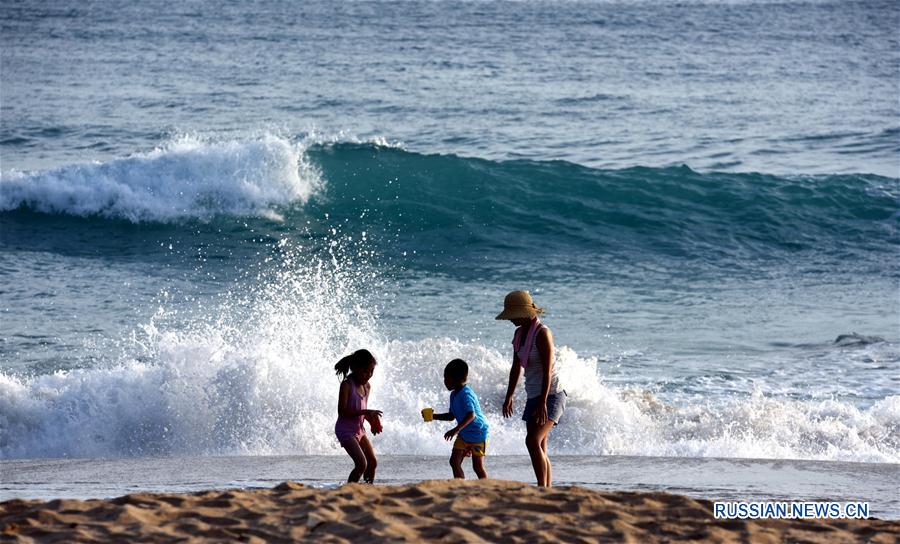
[334,349,376,378]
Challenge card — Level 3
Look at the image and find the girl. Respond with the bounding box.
[334,349,382,483]
[496,290,567,487]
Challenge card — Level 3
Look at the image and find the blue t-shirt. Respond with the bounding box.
[449,384,489,443]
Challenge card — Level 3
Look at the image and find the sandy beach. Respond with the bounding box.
[2,479,896,543]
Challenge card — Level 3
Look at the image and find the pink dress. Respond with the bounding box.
[335,378,368,444]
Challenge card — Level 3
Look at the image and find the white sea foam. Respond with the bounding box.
[0,134,320,222]
[2,247,898,462]
[1,223,896,462]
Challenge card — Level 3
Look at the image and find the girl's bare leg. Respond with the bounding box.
[359,435,378,483]
[341,439,367,483]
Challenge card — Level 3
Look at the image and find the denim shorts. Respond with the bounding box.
[522,391,567,425]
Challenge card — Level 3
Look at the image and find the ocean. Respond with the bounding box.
[1,0,898,517]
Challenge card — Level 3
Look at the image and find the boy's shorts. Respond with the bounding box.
[453,437,488,457]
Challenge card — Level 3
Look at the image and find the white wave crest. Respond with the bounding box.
[2,332,897,462]
[1,234,897,462]
[0,134,320,222]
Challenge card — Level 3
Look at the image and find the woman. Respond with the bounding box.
[497,290,566,487]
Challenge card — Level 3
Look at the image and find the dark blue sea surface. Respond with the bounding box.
[1,1,898,464]
[2,0,898,175]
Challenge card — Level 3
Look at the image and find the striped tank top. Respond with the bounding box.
[516,323,561,399]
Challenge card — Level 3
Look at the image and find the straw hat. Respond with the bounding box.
[495,290,544,320]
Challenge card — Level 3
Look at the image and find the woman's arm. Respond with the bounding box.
[432,412,454,421]
[503,353,523,418]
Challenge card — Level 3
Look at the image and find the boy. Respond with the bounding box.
[432,359,489,479]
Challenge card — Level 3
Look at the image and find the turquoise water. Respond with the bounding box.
[1,1,898,464]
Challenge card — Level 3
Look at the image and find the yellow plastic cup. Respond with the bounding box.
[421,407,433,422]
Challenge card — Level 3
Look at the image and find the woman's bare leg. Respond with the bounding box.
[541,433,552,485]
[525,420,556,487]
